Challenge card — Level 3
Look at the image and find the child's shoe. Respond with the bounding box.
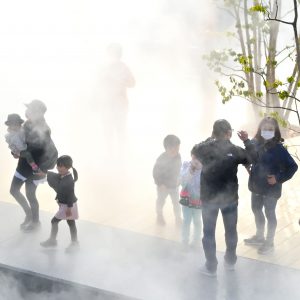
[65,241,80,253]
[40,238,57,248]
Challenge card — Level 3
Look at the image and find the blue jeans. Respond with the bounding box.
[202,202,238,272]
[181,206,202,244]
[251,193,279,242]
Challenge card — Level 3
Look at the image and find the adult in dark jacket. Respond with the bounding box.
[194,119,251,276]
[238,117,298,254]
[10,100,58,231]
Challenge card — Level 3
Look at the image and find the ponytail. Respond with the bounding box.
[72,167,78,182]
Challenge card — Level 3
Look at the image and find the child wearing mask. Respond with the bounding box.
[238,117,298,255]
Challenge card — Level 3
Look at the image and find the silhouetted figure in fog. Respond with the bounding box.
[179,145,202,248]
[239,117,298,255]
[41,155,79,252]
[153,135,182,226]
[194,119,251,276]
[100,43,135,153]
[9,100,58,231]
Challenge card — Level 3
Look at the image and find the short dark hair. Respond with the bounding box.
[212,119,232,138]
[254,116,283,143]
[163,135,180,149]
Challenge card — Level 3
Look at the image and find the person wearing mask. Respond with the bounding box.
[238,117,298,255]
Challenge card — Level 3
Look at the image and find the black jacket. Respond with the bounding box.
[194,139,250,206]
[16,118,58,178]
[47,172,77,207]
[153,152,182,188]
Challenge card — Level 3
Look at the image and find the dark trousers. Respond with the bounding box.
[50,217,78,242]
[10,176,39,223]
[202,202,238,272]
[251,193,279,242]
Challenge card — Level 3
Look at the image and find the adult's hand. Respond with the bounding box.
[237,130,249,142]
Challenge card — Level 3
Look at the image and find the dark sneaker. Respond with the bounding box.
[22,221,41,232]
[156,215,166,226]
[257,242,274,255]
[199,266,217,277]
[40,239,57,248]
[244,235,265,246]
[65,241,80,253]
[224,261,235,271]
[20,216,32,230]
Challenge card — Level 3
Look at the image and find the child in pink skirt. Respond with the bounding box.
[40,155,79,252]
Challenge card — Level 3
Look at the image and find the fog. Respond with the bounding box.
[1,1,300,299]
[0,0,254,224]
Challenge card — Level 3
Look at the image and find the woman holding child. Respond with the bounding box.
[9,100,58,231]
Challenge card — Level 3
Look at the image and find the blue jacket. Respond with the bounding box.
[246,139,298,198]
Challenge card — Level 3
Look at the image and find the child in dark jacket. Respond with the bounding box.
[40,155,79,252]
[153,135,182,225]
[238,117,298,255]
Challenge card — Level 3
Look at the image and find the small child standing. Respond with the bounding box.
[40,155,79,252]
[4,113,39,172]
[180,146,202,247]
[153,135,182,225]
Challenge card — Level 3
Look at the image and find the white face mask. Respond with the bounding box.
[261,130,275,140]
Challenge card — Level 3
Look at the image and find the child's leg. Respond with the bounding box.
[50,217,61,240]
[182,206,192,245]
[169,187,181,221]
[67,220,78,242]
[192,209,203,245]
[156,186,168,218]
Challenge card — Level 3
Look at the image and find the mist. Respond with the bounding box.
[1,1,300,300]
[0,0,253,221]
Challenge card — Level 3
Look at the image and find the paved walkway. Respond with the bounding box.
[0,201,299,300]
